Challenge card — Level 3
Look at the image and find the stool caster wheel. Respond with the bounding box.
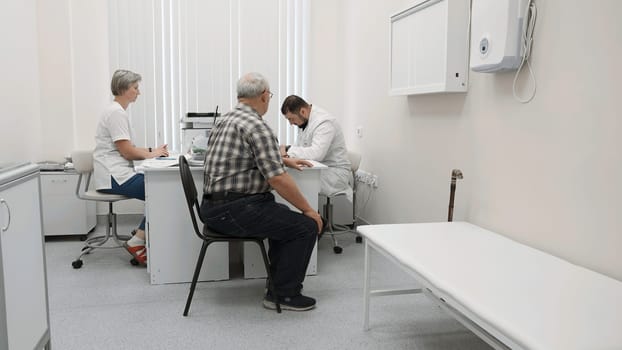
[130,258,139,266]
[356,236,363,243]
[72,259,83,269]
[333,246,343,254]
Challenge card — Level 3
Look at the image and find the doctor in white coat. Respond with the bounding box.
[280,95,353,200]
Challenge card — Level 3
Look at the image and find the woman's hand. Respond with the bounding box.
[151,144,169,157]
[283,157,312,171]
[115,141,168,160]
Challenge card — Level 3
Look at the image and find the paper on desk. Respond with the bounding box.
[301,159,327,169]
[141,155,180,168]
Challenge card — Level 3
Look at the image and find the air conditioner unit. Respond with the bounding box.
[470,0,528,73]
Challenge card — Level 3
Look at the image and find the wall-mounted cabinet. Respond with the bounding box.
[389,0,471,95]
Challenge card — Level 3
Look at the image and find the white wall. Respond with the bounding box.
[36,0,110,160]
[69,0,111,152]
[36,0,72,163]
[0,0,42,162]
[309,0,622,281]
[1,0,109,164]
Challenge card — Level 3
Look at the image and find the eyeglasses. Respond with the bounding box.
[263,90,274,99]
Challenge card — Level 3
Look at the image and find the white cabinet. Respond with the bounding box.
[389,0,470,95]
[41,171,96,236]
[0,164,51,349]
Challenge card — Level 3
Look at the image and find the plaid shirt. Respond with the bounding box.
[203,103,285,195]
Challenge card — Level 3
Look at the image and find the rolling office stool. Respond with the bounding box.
[70,150,136,268]
[321,151,362,254]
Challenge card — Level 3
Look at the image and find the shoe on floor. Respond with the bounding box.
[123,242,147,266]
[263,293,316,311]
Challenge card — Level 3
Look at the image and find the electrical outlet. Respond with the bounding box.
[355,170,378,188]
[356,126,363,138]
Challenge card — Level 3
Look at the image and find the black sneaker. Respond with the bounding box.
[263,293,316,311]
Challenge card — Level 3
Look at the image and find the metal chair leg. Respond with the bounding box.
[324,198,343,254]
[257,240,281,313]
[72,202,131,268]
[184,240,209,316]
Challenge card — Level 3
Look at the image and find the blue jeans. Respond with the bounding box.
[200,192,317,297]
[98,174,145,230]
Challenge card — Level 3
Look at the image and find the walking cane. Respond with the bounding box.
[448,169,463,222]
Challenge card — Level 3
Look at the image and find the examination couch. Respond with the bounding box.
[359,222,622,350]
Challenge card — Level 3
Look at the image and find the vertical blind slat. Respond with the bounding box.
[108,0,306,152]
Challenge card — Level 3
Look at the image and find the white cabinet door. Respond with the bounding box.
[40,172,96,236]
[0,175,49,349]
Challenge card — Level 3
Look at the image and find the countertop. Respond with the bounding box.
[0,162,39,186]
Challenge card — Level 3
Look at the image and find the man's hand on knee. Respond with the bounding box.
[303,209,322,234]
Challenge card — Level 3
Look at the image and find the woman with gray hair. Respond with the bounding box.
[93,69,169,265]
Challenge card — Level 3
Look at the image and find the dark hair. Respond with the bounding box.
[280,95,309,115]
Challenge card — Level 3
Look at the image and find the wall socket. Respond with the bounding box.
[356,126,363,138]
[356,169,378,188]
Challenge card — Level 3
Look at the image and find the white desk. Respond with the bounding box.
[144,167,228,284]
[144,163,325,284]
[242,163,325,278]
[358,222,622,350]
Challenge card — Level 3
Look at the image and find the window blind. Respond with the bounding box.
[108,0,308,152]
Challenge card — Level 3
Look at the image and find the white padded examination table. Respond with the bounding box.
[358,222,622,350]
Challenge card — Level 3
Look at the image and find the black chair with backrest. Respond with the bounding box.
[178,155,281,315]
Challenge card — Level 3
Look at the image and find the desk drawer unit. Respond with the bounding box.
[40,172,96,236]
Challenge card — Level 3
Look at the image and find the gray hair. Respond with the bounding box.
[237,72,270,99]
[111,69,142,96]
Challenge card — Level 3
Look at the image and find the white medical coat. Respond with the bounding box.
[287,106,353,199]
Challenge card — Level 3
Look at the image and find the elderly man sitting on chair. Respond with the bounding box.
[200,74,322,311]
[280,95,353,202]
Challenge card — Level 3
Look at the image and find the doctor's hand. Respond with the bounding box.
[283,157,313,171]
